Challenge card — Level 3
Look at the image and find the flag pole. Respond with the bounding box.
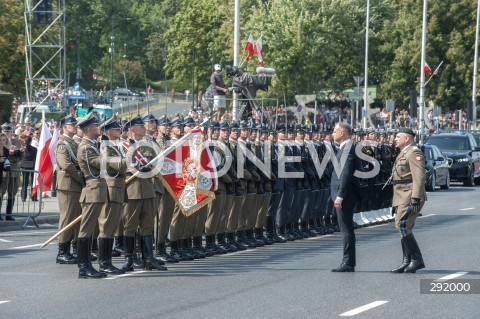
[419,0,428,144]
[424,61,443,86]
[363,0,370,130]
[40,115,215,248]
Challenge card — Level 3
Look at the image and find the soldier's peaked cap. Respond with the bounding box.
[141,113,157,122]
[170,117,183,127]
[77,112,100,129]
[61,114,77,126]
[157,115,170,125]
[124,115,144,128]
[239,120,250,129]
[210,121,221,129]
[101,116,122,130]
[230,122,240,130]
[1,123,12,131]
[276,124,286,132]
[220,121,230,130]
[183,117,196,126]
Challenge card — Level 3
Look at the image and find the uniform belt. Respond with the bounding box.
[392,179,412,185]
[84,175,99,181]
[105,174,125,179]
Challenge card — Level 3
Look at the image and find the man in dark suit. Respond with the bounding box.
[330,122,360,272]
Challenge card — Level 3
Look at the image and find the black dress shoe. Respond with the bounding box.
[331,263,355,272]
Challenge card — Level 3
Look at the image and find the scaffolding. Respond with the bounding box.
[24,0,66,107]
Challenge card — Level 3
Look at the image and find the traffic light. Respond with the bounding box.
[467,100,474,122]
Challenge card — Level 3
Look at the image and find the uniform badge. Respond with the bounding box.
[416,155,422,161]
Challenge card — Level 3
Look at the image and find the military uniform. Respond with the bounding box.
[55,115,83,264]
[97,116,128,274]
[121,115,167,271]
[76,113,108,278]
[391,127,426,274]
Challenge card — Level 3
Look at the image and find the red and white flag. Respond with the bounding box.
[254,36,264,66]
[159,126,217,216]
[424,62,432,75]
[244,34,255,61]
[32,122,59,196]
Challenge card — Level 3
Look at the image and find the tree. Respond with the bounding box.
[0,0,25,96]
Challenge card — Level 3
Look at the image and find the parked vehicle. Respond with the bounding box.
[419,144,450,191]
[425,132,480,186]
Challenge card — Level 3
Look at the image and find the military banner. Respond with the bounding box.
[159,127,218,216]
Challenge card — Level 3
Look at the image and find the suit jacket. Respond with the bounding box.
[330,140,360,212]
[392,144,426,207]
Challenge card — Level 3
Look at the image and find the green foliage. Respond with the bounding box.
[0,90,14,123]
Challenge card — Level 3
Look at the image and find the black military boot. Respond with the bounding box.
[113,236,124,255]
[238,230,256,248]
[5,198,15,221]
[227,232,247,251]
[184,238,205,259]
[403,234,425,273]
[194,236,212,257]
[170,240,188,261]
[56,241,77,264]
[279,225,294,241]
[205,235,221,255]
[178,239,196,260]
[77,237,106,279]
[98,238,124,274]
[255,227,273,245]
[301,221,316,237]
[156,241,178,263]
[142,236,167,271]
[90,237,98,261]
[391,238,411,273]
[121,236,135,272]
[248,228,264,246]
[218,233,236,252]
[71,240,78,258]
[132,234,144,268]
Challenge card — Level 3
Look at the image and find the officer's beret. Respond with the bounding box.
[124,115,144,129]
[157,115,170,125]
[77,112,100,129]
[220,121,230,130]
[183,117,196,126]
[141,113,157,122]
[1,123,12,131]
[397,127,416,136]
[170,117,183,127]
[101,116,122,130]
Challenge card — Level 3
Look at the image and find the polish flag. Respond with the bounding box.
[254,36,264,67]
[32,121,59,196]
[424,62,432,75]
[244,34,255,61]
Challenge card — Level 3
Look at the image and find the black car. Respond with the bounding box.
[425,133,480,186]
[419,144,450,191]
[472,132,480,148]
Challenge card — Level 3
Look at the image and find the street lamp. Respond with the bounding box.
[109,17,132,108]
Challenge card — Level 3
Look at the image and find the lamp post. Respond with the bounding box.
[109,17,132,109]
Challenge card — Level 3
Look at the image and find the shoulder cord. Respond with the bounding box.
[104,144,122,178]
[62,141,78,164]
[85,144,101,179]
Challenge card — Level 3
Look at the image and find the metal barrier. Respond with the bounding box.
[0,169,43,228]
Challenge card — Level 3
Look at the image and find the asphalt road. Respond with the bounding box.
[1,184,479,319]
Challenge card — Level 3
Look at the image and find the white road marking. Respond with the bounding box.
[418,214,437,219]
[437,271,468,281]
[0,301,11,305]
[306,234,334,240]
[0,239,13,243]
[104,270,149,280]
[0,230,57,237]
[459,208,475,211]
[339,300,389,317]
[9,244,43,250]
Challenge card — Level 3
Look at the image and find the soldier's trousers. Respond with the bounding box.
[276,182,295,227]
[267,191,282,218]
[169,204,185,242]
[193,206,208,238]
[205,181,227,236]
[157,192,176,244]
[290,189,306,224]
[217,194,234,234]
[227,181,246,233]
[78,202,104,238]
[255,192,271,229]
[394,202,424,238]
[57,190,81,243]
[123,198,155,237]
[99,201,123,238]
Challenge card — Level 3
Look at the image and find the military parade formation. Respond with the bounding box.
[33,106,429,279]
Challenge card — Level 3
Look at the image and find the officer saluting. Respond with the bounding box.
[390,127,426,273]
[76,112,108,278]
